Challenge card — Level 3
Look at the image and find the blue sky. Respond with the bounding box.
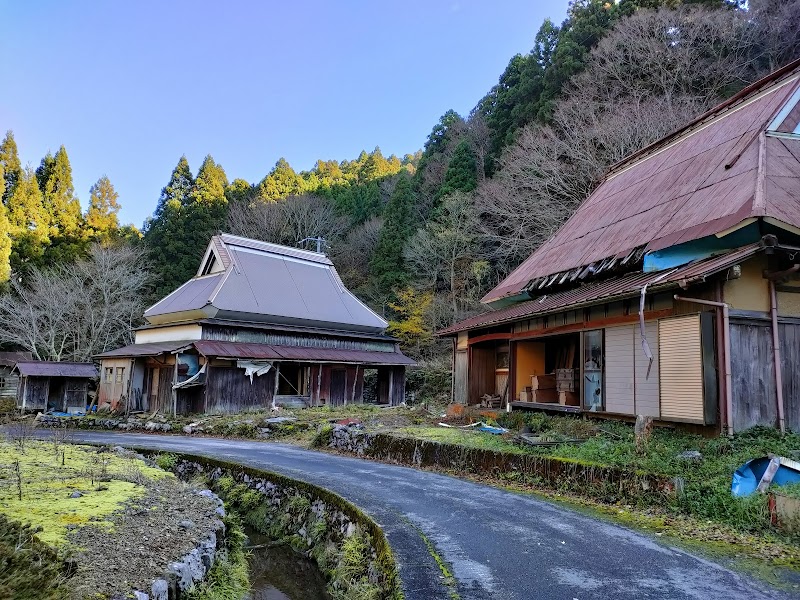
[0,1,565,227]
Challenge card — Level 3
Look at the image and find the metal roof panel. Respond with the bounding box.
[193,340,415,366]
[440,244,763,335]
[15,362,98,378]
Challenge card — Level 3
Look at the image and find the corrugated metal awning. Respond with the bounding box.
[438,244,763,335]
[95,341,198,359]
[14,362,98,378]
[193,340,416,366]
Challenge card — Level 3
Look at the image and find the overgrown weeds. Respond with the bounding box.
[0,514,65,599]
[388,413,800,536]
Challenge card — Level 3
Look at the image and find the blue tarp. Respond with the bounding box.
[643,224,760,272]
[731,456,800,497]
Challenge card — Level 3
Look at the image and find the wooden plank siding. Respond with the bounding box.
[21,377,49,411]
[155,368,174,414]
[469,346,495,405]
[605,325,635,415]
[205,366,275,413]
[63,379,88,410]
[780,322,800,431]
[389,366,406,406]
[659,315,706,422]
[329,368,346,406]
[0,367,19,399]
[730,319,777,431]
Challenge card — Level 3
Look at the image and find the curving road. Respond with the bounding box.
[62,431,795,600]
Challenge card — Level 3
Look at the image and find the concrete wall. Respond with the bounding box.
[724,254,770,312]
[135,323,203,344]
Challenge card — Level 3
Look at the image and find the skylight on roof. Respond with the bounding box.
[768,83,800,134]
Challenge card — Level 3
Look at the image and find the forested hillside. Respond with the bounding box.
[1,0,798,372]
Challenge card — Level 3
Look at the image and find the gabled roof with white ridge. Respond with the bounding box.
[145,234,388,333]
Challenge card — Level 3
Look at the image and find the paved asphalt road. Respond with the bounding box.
[61,431,795,600]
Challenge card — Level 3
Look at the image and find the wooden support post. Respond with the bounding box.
[316,363,322,406]
[203,362,211,414]
[172,360,178,416]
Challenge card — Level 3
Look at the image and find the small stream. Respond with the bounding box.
[243,527,329,600]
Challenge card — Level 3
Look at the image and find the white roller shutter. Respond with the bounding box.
[659,315,705,422]
[605,325,635,415]
[635,320,660,418]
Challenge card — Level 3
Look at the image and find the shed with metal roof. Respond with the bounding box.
[13,361,97,413]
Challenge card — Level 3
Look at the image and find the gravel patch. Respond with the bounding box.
[66,475,221,599]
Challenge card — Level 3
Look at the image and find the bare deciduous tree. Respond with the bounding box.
[749,0,800,72]
[405,191,488,322]
[477,5,762,275]
[228,193,347,250]
[466,112,492,184]
[330,217,383,291]
[0,244,148,362]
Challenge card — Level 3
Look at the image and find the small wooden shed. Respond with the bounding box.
[15,361,98,413]
[0,352,33,402]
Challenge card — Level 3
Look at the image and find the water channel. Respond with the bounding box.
[243,527,329,600]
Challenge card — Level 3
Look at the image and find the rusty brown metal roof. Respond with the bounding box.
[197,319,398,342]
[484,61,800,304]
[14,362,98,378]
[0,351,33,368]
[193,340,416,366]
[440,244,763,335]
[95,341,197,359]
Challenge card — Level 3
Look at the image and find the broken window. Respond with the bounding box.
[105,367,114,383]
[115,367,125,384]
[583,330,604,411]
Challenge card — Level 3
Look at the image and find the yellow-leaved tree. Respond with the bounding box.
[387,288,434,358]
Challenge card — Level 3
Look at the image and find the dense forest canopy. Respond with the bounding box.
[0,0,798,372]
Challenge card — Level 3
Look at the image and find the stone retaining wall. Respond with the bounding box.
[163,455,402,600]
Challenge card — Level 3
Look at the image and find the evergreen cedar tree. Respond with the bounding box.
[370,173,415,294]
[86,176,122,243]
[0,130,134,279]
[437,140,478,201]
[143,155,230,298]
[0,166,10,282]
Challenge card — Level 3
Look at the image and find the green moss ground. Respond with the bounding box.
[0,439,168,546]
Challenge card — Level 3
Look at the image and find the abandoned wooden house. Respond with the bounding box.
[440,59,800,435]
[0,352,32,404]
[97,233,414,415]
[14,361,97,413]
